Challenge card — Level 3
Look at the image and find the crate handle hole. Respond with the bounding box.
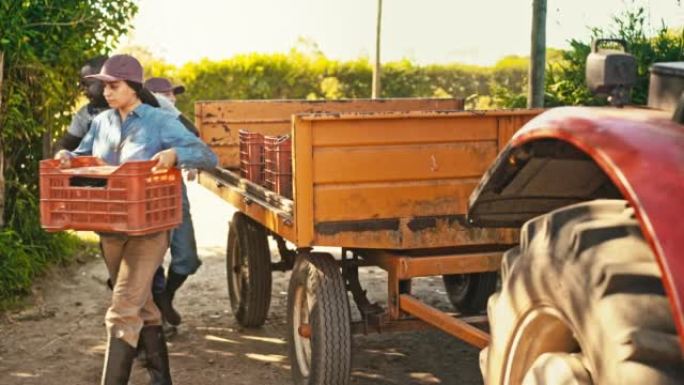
[69,176,108,188]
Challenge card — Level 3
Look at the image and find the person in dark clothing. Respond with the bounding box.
[143,77,201,333]
[58,56,109,151]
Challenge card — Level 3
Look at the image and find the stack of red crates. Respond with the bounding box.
[39,156,182,235]
[238,129,293,199]
[264,135,293,199]
[238,130,265,185]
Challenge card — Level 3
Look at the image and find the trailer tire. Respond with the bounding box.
[442,272,497,313]
[287,252,351,385]
[482,200,683,385]
[226,212,272,327]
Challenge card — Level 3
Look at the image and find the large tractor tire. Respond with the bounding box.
[483,200,683,385]
[226,212,272,327]
[287,252,351,385]
[442,272,498,313]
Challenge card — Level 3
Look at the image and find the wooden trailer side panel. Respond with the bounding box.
[292,110,541,249]
[195,98,465,169]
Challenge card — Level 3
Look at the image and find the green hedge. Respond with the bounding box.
[143,52,529,117]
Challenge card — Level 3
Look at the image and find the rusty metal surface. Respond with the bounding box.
[313,216,518,249]
[292,109,540,249]
[357,249,503,320]
[350,315,488,336]
[399,294,490,348]
[298,108,543,122]
[361,250,502,279]
[196,98,465,123]
[196,98,465,169]
[199,105,538,251]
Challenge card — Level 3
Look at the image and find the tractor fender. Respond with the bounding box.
[468,106,684,351]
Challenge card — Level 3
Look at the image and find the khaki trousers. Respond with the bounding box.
[99,231,169,347]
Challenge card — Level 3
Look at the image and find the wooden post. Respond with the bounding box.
[528,0,547,108]
[0,51,5,227]
[372,0,383,99]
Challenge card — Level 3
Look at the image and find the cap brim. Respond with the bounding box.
[84,74,122,82]
[173,85,186,95]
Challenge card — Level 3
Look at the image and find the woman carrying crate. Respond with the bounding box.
[58,58,202,332]
[54,54,217,385]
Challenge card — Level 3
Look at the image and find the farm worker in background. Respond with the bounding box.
[143,76,201,333]
[144,77,185,105]
[57,56,109,151]
[54,54,218,385]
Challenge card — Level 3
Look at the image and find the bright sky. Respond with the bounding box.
[122,0,684,66]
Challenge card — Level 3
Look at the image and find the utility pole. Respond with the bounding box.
[528,0,547,108]
[372,0,383,99]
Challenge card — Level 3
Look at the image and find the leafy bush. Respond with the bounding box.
[153,44,584,116]
[0,0,137,306]
[495,7,684,107]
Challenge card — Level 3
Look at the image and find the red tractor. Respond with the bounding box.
[468,40,684,384]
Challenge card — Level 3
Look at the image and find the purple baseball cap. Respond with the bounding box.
[144,77,186,95]
[85,54,143,83]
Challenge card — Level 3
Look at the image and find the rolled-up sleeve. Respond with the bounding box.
[160,116,218,170]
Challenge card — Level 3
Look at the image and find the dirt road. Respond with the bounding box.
[0,181,483,385]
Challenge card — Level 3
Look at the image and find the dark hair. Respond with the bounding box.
[80,55,108,78]
[85,55,108,72]
[125,80,160,108]
[80,56,109,107]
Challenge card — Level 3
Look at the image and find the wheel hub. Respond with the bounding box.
[298,324,312,339]
[293,285,313,377]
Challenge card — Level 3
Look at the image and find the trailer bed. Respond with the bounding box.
[198,104,541,249]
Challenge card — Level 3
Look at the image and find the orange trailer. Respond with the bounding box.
[196,98,541,385]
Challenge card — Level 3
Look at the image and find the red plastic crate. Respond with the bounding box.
[39,157,182,236]
[264,135,293,199]
[239,129,265,185]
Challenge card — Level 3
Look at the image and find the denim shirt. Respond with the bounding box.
[67,94,180,139]
[71,103,217,169]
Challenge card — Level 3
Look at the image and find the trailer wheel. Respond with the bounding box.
[483,200,683,385]
[287,252,351,385]
[442,272,497,313]
[226,212,272,327]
